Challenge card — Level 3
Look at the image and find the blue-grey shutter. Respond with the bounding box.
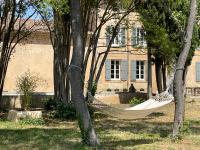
[106,26,111,46]
[196,62,200,81]
[145,60,148,81]
[120,60,128,80]
[132,28,137,46]
[105,59,111,80]
[119,27,125,47]
[131,61,137,81]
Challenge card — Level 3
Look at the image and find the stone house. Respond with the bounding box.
[2,12,200,100]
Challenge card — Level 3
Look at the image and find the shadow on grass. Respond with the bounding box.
[102,139,157,149]
[147,112,166,117]
[0,128,87,150]
[95,118,173,138]
[190,126,200,135]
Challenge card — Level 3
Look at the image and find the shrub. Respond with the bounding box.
[44,97,95,120]
[55,102,76,120]
[129,97,145,105]
[114,88,119,92]
[44,97,57,110]
[123,88,128,92]
[107,88,112,92]
[16,71,40,110]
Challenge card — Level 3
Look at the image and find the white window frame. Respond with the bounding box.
[111,60,120,80]
[135,28,147,47]
[111,27,122,47]
[136,61,145,80]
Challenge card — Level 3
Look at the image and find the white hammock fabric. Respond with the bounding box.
[89,91,174,120]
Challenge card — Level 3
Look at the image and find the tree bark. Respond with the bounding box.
[69,0,100,146]
[147,48,152,98]
[155,57,163,93]
[173,0,197,137]
[162,62,167,91]
[53,10,71,104]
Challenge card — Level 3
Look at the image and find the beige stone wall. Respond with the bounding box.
[186,50,200,87]
[4,32,54,93]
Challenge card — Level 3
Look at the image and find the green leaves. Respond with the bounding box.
[137,0,200,66]
[42,0,69,14]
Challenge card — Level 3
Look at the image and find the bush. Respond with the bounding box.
[129,97,145,105]
[55,102,76,120]
[44,97,57,110]
[123,88,128,92]
[114,88,119,92]
[107,88,112,92]
[44,97,95,120]
[16,71,40,110]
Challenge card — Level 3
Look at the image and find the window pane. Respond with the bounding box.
[141,61,144,66]
[141,70,144,74]
[136,75,139,79]
[116,75,119,78]
[136,70,139,74]
[116,65,119,69]
[111,70,114,74]
[141,75,144,79]
[111,74,114,78]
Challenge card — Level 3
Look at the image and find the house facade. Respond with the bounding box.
[2,12,200,97]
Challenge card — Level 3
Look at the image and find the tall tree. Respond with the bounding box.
[173,0,197,137]
[0,0,39,105]
[35,0,71,104]
[69,0,100,146]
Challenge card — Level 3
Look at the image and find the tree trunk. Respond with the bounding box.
[173,0,197,137]
[162,62,167,91]
[147,48,152,98]
[155,57,163,93]
[0,56,9,108]
[53,11,71,104]
[69,0,100,146]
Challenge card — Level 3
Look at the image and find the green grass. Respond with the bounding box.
[0,98,200,149]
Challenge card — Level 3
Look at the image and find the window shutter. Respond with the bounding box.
[119,28,126,47]
[105,59,111,80]
[131,61,137,81]
[106,26,111,46]
[120,60,128,80]
[196,62,200,81]
[145,60,148,81]
[132,28,137,46]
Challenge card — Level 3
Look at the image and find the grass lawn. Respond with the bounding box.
[0,98,200,149]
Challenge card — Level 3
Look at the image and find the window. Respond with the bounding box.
[111,60,120,79]
[106,26,125,47]
[132,28,147,47]
[136,61,144,80]
[112,31,120,47]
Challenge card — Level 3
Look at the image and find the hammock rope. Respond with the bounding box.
[88,91,174,120]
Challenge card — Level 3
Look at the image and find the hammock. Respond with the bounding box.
[89,91,174,120]
[88,65,176,120]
